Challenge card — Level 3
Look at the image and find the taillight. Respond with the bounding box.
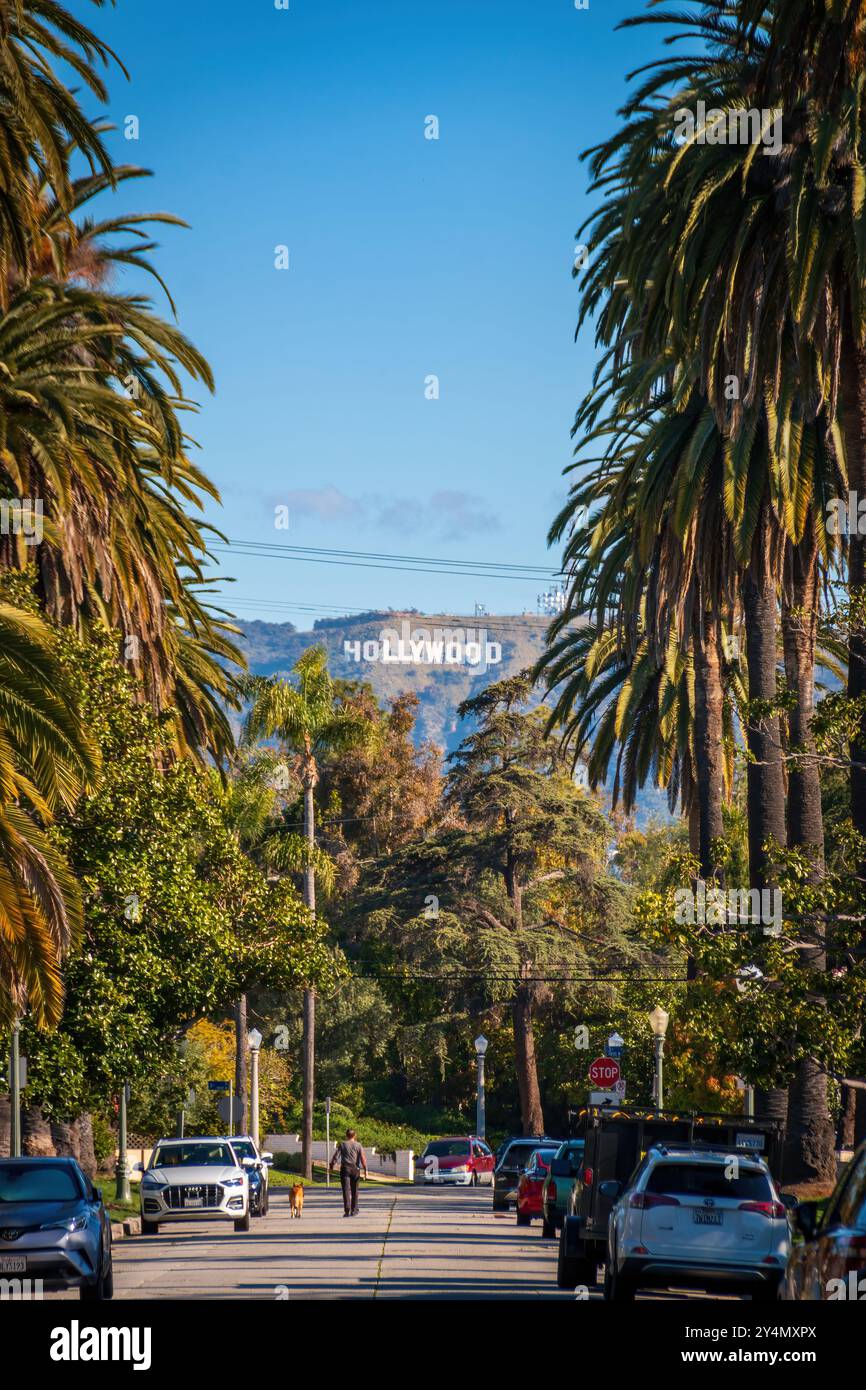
[841,1235,866,1268]
[548,1182,557,1202]
[584,1168,593,1186]
[629,1191,680,1209]
[738,1201,785,1219]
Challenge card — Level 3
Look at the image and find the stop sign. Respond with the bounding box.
[589,1056,621,1088]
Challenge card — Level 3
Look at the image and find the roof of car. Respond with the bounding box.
[153,1135,235,1145]
[0,1155,80,1165]
[648,1145,768,1168]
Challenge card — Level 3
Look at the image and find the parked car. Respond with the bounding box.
[221,1135,274,1216]
[557,1105,785,1289]
[0,1156,113,1299]
[783,1139,866,1300]
[138,1137,251,1233]
[541,1139,585,1239]
[516,1147,559,1226]
[418,1137,495,1186]
[602,1144,793,1301]
[493,1136,562,1211]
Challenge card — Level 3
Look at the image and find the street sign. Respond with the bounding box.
[588,1056,621,1088]
[613,1078,626,1098]
[606,1032,625,1059]
[217,1096,244,1125]
[208,1080,231,1092]
[589,1091,620,1106]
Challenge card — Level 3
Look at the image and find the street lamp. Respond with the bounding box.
[474,1035,488,1140]
[9,1021,21,1158]
[248,1028,263,1148]
[115,1082,131,1203]
[648,1007,669,1111]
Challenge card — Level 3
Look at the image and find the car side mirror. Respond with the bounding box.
[794,1200,819,1239]
[780,1192,798,1210]
[91,1185,102,1203]
[261,1152,274,1166]
[242,1156,255,1168]
[133,1162,144,1172]
[598,1179,622,1200]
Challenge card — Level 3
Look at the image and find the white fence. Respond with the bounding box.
[265,1135,414,1181]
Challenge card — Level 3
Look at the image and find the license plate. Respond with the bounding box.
[184,1197,204,1208]
[693,1210,723,1225]
[0,1257,26,1273]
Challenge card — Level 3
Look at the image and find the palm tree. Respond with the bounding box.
[243,647,374,1178]
[0,1,119,295]
[0,599,99,1028]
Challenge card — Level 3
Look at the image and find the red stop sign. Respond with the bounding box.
[588,1056,621,1088]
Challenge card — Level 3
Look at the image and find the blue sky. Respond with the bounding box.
[86,0,663,628]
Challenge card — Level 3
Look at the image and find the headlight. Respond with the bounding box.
[222,1177,244,1188]
[452,1165,469,1173]
[141,1175,166,1190]
[40,1213,88,1233]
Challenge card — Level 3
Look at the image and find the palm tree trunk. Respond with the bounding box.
[782,531,824,868]
[235,994,248,1134]
[743,511,788,1134]
[693,614,725,880]
[841,335,866,860]
[742,533,787,888]
[302,773,316,1181]
[513,965,545,1135]
[781,531,834,1182]
[837,1084,857,1151]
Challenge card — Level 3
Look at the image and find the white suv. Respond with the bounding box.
[601,1145,792,1301]
[138,1138,251,1234]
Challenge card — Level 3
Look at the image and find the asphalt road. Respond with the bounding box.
[46,1185,743,1300]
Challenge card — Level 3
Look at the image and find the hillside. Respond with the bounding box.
[236,610,555,754]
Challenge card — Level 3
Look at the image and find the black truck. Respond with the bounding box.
[556,1105,786,1289]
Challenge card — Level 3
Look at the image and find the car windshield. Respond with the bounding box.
[500,1143,542,1170]
[0,1163,83,1203]
[151,1142,235,1169]
[556,1141,584,1159]
[528,1149,557,1171]
[424,1141,471,1158]
[228,1141,255,1160]
[647,1163,773,1201]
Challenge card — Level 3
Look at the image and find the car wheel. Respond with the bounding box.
[556,1230,581,1289]
[140,1218,159,1235]
[604,1255,635,1302]
[80,1251,114,1301]
[542,1214,557,1239]
[261,1187,269,1216]
[234,1210,251,1232]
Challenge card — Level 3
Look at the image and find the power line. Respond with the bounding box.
[211,538,561,583]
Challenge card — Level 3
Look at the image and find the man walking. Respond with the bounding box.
[329,1128,368,1216]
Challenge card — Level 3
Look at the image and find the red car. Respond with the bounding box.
[783,1139,866,1299]
[418,1136,495,1186]
[516,1147,559,1225]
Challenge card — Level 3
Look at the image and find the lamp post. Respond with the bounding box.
[115,1082,131,1203]
[9,1021,21,1157]
[474,1035,488,1139]
[648,1006,669,1111]
[248,1028,263,1148]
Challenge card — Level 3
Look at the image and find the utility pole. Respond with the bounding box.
[10,1022,21,1157]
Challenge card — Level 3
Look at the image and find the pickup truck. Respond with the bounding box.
[556,1105,786,1289]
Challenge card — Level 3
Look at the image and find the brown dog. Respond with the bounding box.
[288,1181,304,1218]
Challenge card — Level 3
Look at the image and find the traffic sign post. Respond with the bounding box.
[588,1056,621,1089]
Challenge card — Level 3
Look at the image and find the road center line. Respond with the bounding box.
[372,1196,398,1297]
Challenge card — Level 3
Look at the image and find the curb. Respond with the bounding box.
[110,1217,141,1241]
